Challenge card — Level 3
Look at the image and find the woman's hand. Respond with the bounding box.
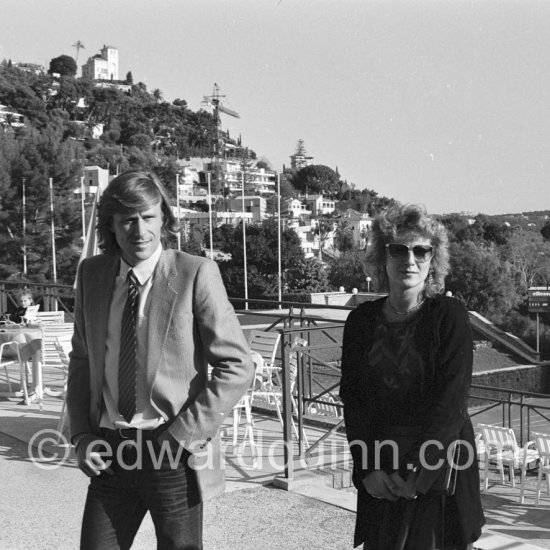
[362,470,408,501]
[389,471,418,500]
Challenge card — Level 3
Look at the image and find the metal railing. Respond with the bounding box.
[270,324,550,483]
[469,384,550,445]
[231,296,355,318]
[261,323,344,481]
[3,282,549,482]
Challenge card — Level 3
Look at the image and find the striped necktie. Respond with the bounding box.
[118,269,140,422]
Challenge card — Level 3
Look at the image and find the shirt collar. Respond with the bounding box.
[119,244,163,286]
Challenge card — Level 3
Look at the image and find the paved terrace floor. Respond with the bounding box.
[1,385,550,550]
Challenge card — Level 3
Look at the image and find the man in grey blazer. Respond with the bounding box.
[67,170,254,549]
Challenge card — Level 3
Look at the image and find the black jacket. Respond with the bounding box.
[340,295,485,547]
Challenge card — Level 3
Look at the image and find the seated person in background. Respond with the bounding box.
[13,289,36,324]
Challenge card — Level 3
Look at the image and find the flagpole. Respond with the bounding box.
[49,178,57,283]
[49,178,58,312]
[277,172,282,308]
[207,172,214,259]
[81,176,86,241]
[176,173,181,250]
[241,170,248,310]
[22,178,27,277]
[74,187,100,289]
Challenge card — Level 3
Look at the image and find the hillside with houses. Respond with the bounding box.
[2,45,550,358]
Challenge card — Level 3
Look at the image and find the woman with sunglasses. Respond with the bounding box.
[340,203,484,550]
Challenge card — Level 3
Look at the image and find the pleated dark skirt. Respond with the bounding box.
[357,491,473,550]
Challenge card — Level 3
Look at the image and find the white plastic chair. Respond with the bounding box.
[0,340,28,404]
[251,332,309,447]
[475,431,486,466]
[36,311,65,324]
[40,323,74,397]
[53,334,72,441]
[230,392,257,467]
[248,330,281,393]
[478,423,539,503]
[227,350,264,468]
[307,394,343,418]
[207,352,261,469]
[532,431,550,505]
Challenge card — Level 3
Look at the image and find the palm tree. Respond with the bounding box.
[1,112,17,133]
[72,40,85,64]
[314,217,336,261]
[152,89,163,104]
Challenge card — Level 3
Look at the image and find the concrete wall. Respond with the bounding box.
[310,292,349,306]
[310,292,385,307]
[471,363,550,403]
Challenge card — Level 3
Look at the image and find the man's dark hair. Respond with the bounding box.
[97,171,179,254]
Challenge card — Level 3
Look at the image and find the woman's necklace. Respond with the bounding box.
[388,298,425,316]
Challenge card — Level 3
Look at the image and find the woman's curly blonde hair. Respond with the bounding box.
[367,202,449,297]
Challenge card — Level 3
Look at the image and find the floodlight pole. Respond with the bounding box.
[207,172,214,259]
[241,170,248,310]
[176,173,181,251]
[277,172,282,308]
[49,178,58,311]
[81,176,86,241]
[536,313,540,355]
[22,178,27,277]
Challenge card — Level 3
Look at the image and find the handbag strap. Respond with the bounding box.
[441,494,447,548]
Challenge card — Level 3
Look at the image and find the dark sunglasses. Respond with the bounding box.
[385,243,433,263]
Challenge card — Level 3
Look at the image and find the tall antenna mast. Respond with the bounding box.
[201,83,240,196]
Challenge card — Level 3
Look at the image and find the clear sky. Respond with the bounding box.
[3,0,550,215]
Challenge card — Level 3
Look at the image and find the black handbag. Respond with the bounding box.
[414,439,464,497]
[379,426,461,497]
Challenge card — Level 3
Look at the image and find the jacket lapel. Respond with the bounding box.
[145,251,178,387]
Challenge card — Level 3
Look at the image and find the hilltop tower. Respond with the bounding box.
[82,45,119,81]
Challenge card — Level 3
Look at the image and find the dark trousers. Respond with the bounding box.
[80,431,203,550]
